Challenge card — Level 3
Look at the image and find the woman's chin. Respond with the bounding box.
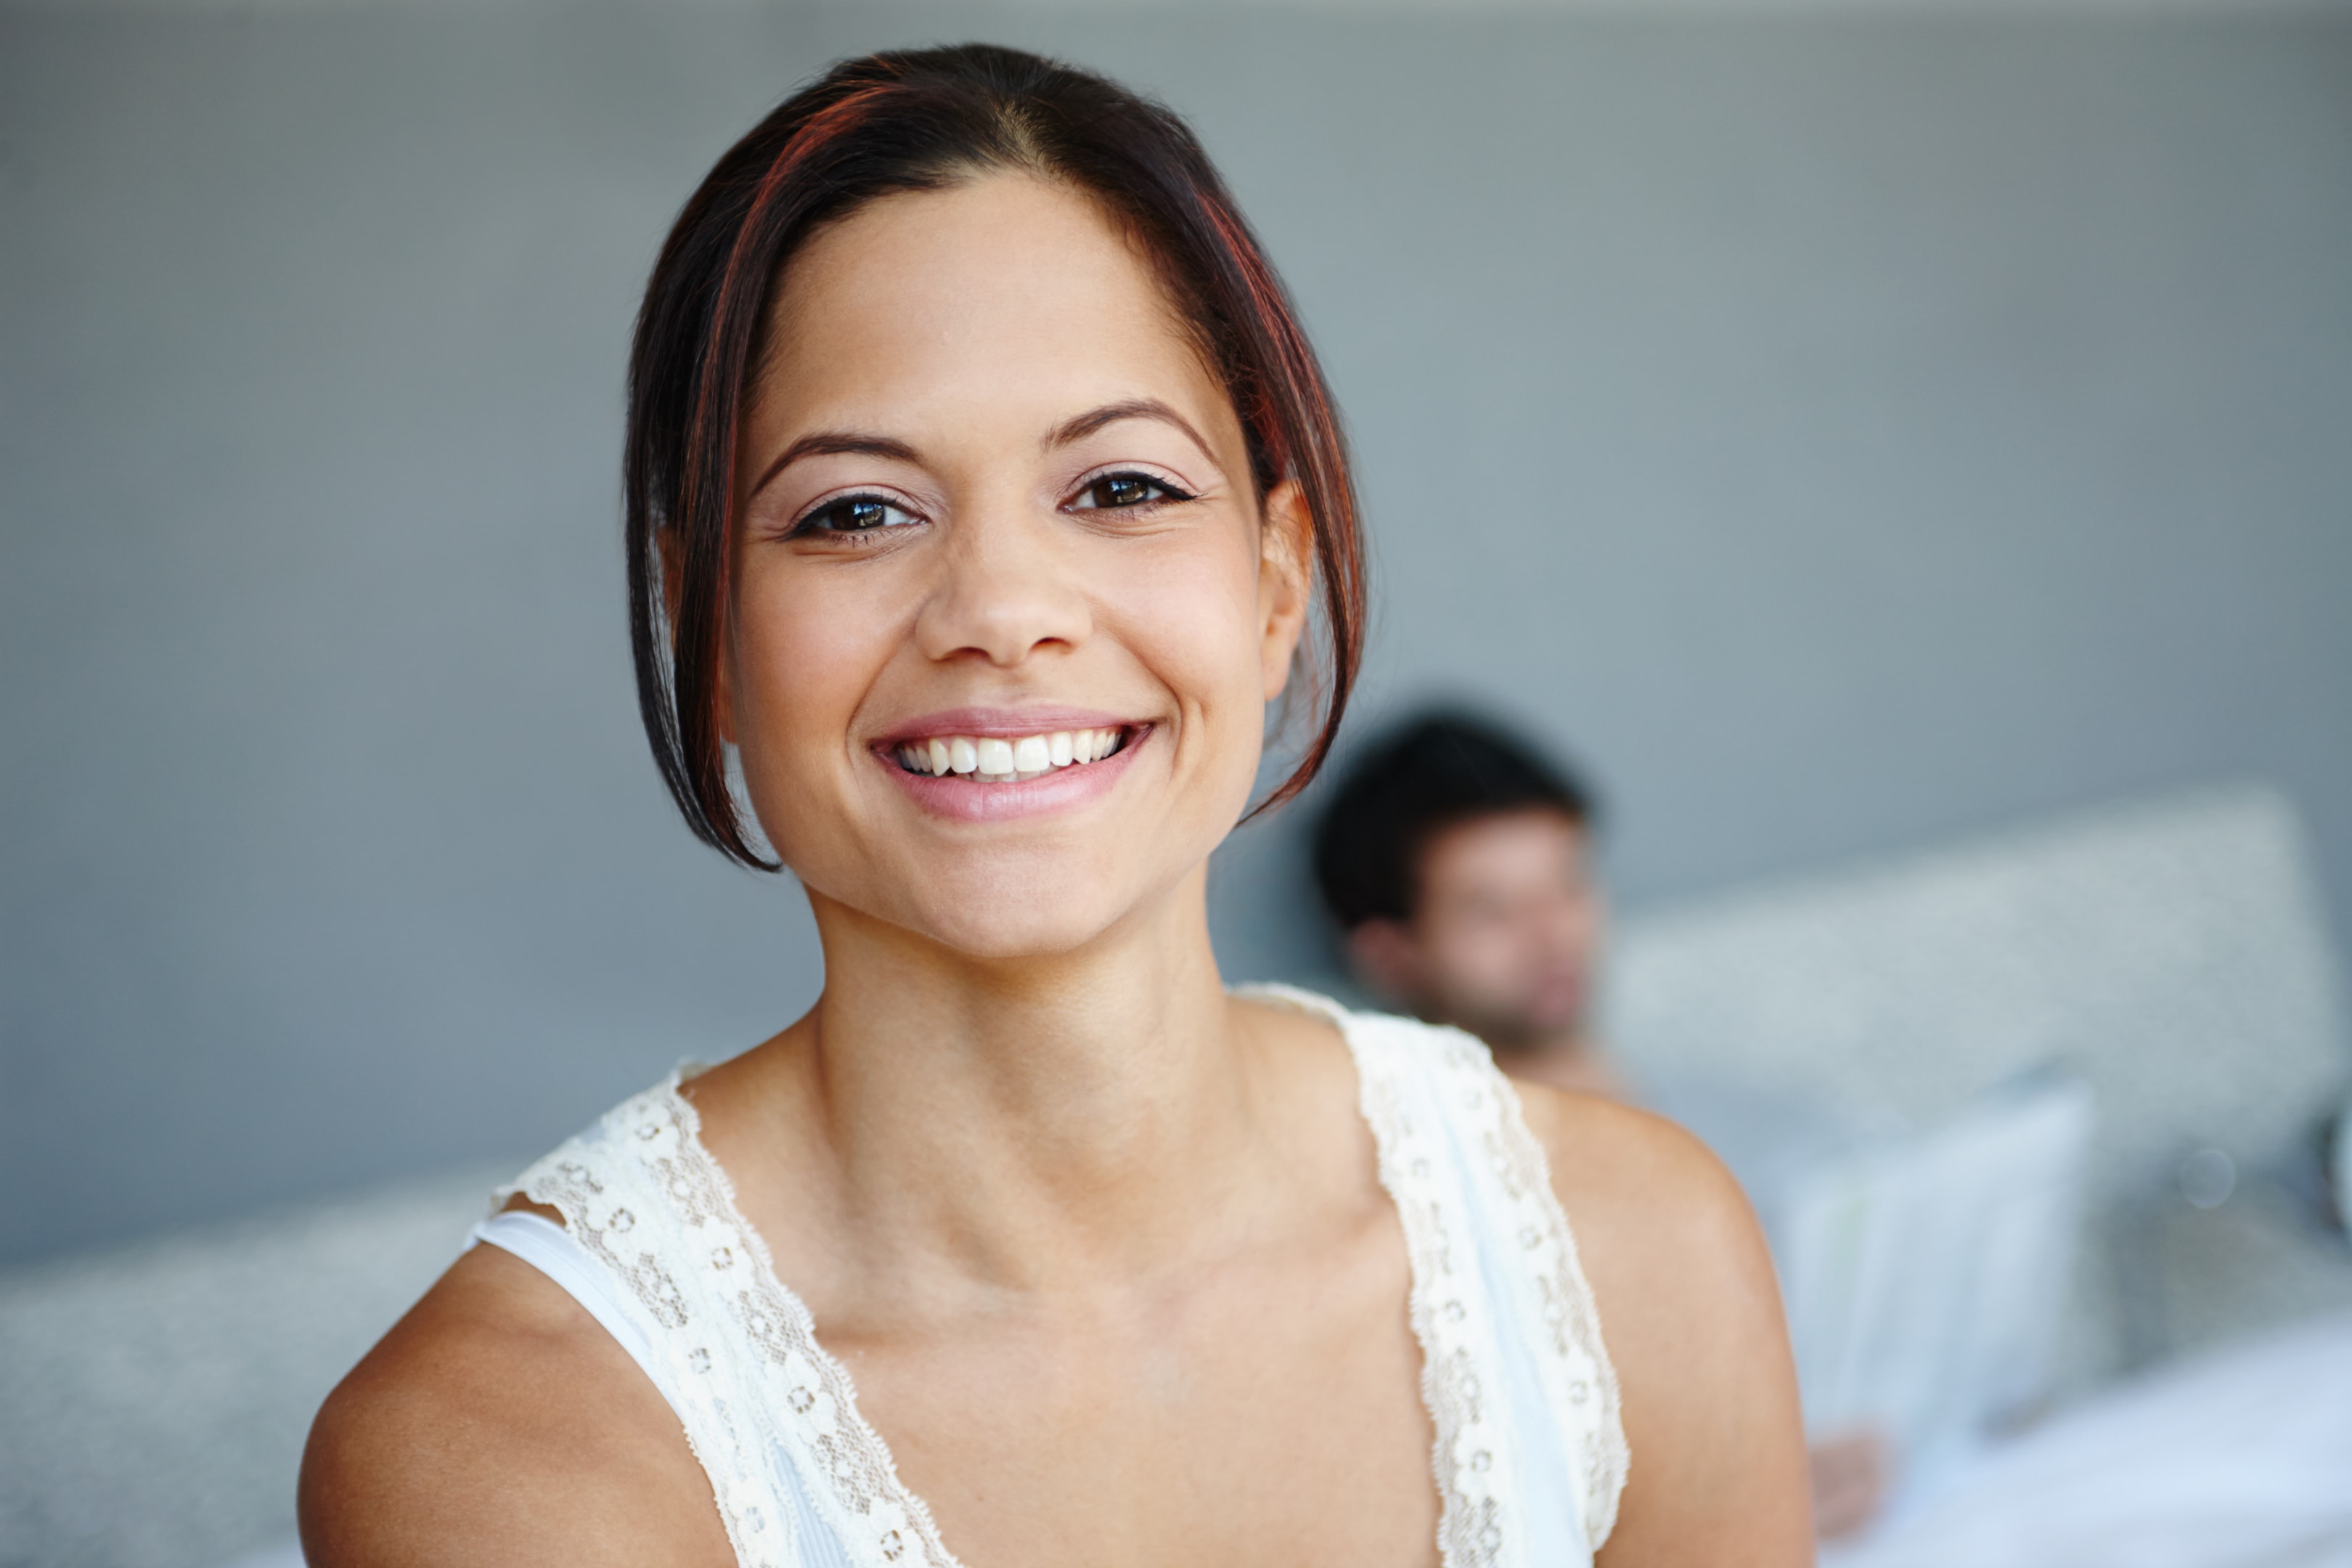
[791,818,1224,965]
[879,851,1217,963]
[902,894,1138,963]
[788,858,1146,963]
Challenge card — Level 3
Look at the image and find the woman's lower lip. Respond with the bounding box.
[878,728,1148,822]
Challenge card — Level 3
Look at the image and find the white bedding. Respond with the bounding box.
[1828,1311,2352,1568]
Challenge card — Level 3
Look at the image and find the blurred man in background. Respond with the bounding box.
[1312,713,1621,1100]
[1312,710,1887,1539]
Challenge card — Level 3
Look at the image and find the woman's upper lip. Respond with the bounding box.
[872,706,1145,746]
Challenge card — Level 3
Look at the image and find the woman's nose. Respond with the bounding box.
[913,505,1093,668]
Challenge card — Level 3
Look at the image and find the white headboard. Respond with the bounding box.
[1608,784,2352,1380]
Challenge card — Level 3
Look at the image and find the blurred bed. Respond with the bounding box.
[1826,1309,2352,1568]
[1612,783,2352,1388]
[1614,782,2352,1553]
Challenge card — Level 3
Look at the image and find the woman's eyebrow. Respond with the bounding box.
[748,401,1213,499]
[1045,399,1218,467]
[748,432,922,501]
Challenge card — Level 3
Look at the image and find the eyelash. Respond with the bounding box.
[783,469,1196,544]
[786,491,925,540]
[1067,469,1196,513]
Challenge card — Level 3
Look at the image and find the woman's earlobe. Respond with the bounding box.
[1259,478,1315,697]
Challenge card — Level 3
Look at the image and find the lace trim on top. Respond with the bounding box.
[499,992,1628,1568]
[1331,998,1527,1567]
[1474,1037,1630,1545]
[1240,985,1628,1556]
[501,1073,962,1568]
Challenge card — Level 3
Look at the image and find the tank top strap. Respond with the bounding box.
[1236,986,1628,1559]
[1421,1024,1629,1550]
[470,1211,683,1421]
[495,1074,934,1568]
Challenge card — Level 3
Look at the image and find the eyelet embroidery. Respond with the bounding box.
[1461,1039,1630,1548]
[1345,1017,1519,1568]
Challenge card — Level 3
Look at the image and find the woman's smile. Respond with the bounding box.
[873,709,1152,822]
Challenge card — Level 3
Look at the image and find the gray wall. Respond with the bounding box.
[4,4,2348,1267]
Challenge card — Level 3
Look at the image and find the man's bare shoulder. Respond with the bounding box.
[298,1242,730,1568]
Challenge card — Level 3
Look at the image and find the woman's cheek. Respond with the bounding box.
[1103,535,1267,703]
[733,567,883,780]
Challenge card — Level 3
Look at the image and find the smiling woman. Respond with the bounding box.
[297,44,1810,1568]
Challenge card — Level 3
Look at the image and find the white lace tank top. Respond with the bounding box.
[471,986,1628,1568]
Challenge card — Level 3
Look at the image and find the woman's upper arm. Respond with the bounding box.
[298,1244,731,1568]
[1525,1090,1816,1564]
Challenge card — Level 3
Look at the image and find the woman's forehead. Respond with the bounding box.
[751,173,1234,450]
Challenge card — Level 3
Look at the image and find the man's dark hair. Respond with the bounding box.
[1311,711,1596,931]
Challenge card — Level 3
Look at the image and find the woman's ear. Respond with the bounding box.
[1257,478,1314,701]
[658,527,739,746]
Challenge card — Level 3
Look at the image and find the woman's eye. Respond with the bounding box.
[793,494,922,537]
[1071,472,1189,511]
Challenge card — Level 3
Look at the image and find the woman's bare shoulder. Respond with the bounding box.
[1511,1085,1780,1364]
[1511,1082,1816,1563]
[298,1243,730,1568]
[1514,1084,1757,1251]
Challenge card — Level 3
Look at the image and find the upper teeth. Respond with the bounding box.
[895,728,1126,782]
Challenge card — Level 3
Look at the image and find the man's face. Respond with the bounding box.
[1350,808,1606,1050]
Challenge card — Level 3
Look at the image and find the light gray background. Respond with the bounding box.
[4,4,2348,1267]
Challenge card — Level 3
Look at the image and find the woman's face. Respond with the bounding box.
[724,172,1311,960]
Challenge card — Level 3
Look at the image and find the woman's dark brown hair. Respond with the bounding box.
[626,43,1366,869]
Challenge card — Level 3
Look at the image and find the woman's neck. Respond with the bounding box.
[720,864,1289,1297]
